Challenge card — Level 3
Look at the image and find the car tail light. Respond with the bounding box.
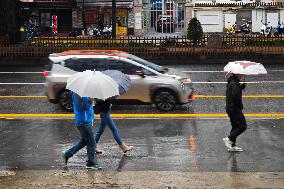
[43,71,49,77]
[189,93,196,102]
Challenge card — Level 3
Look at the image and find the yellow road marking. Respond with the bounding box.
[0,95,284,99]
[0,113,283,118]
[196,95,284,98]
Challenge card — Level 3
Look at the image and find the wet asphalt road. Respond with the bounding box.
[0,62,284,188]
[1,118,284,172]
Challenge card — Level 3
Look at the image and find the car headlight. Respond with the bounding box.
[181,78,191,84]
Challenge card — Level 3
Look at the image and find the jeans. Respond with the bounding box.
[227,110,247,146]
[66,123,96,165]
[95,110,122,145]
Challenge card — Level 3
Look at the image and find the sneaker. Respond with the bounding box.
[95,148,103,154]
[95,144,103,154]
[228,146,243,152]
[61,150,69,166]
[223,137,233,150]
[86,163,103,170]
[123,146,133,154]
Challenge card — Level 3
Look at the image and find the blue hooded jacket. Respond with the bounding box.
[71,92,94,126]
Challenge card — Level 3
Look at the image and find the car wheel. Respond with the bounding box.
[59,90,73,112]
[153,89,177,111]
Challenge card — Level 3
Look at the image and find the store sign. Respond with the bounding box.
[135,12,142,30]
[117,9,127,18]
[51,15,58,34]
[117,27,127,36]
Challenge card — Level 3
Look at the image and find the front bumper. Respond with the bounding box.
[179,86,195,104]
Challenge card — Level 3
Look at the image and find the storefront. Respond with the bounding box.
[20,0,74,36]
[76,0,133,36]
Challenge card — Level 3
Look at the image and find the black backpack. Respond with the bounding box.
[94,100,112,115]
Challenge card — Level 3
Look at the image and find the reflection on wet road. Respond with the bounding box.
[0,118,283,172]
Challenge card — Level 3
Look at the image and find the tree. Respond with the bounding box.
[187,18,203,46]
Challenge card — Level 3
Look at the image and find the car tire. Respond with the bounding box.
[153,89,177,111]
[59,90,73,112]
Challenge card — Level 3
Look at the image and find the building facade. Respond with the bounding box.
[20,0,74,35]
[73,0,134,36]
[18,0,284,37]
[186,1,284,33]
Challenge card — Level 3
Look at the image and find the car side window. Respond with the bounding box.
[64,59,83,72]
[107,59,143,75]
[142,68,155,76]
[64,58,107,72]
[86,58,107,71]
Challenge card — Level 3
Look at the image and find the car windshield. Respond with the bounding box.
[127,54,166,73]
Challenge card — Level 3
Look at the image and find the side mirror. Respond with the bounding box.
[135,70,145,78]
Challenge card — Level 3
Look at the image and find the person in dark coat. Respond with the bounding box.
[94,99,133,154]
[223,74,247,152]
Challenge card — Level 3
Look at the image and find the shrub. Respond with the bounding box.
[187,18,203,46]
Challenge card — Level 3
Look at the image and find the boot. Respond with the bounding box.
[95,144,102,154]
[119,142,133,153]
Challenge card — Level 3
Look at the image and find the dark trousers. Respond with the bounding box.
[227,110,247,146]
[66,124,96,165]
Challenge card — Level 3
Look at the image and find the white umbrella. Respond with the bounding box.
[66,70,119,100]
[224,61,267,76]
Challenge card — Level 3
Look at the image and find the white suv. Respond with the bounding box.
[44,50,194,111]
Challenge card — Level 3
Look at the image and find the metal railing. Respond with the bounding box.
[195,2,284,8]
[1,35,284,57]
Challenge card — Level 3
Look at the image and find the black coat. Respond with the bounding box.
[94,100,112,115]
[226,75,245,112]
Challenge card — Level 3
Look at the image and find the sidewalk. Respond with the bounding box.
[1,170,283,189]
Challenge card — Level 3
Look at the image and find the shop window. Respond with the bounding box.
[41,12,50,27]
[64,58,107,72]
[86,10,96,24]
[117,9,128,27]
[107,59,142,75]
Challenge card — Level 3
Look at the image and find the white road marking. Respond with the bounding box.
[0,81,283,85]
[0,70,284,74]
[182,70,284,73]
[192,81,284,84]
[0,83,45,85]
[0,72,43,74]
[182,71,224,73]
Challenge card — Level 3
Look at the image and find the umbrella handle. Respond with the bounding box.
[224,71,231,79]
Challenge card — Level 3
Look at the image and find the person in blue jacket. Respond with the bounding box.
[61,92,102,169]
